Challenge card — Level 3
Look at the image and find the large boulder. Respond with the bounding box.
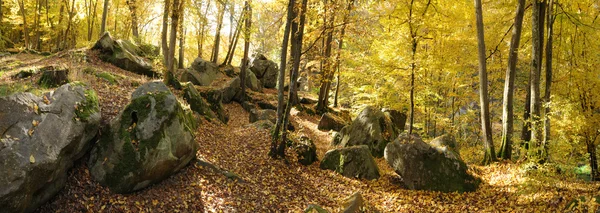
[199,88,229,123]
[180,58,221,86]
[291,136,317,166]
[318,113,348,132]
[242,69,262,92]
[384,134,480,192]
[182,83,216,120]
[88,81,198,193]
[249,109,276,123]
[92,32,158,77]
[0,83,101,212]
[320,145,380,180]
[430,134,460,158]
[339,106,401,157]
[220,77,241,104]
[249,57,278,88]
[382,108,407,133]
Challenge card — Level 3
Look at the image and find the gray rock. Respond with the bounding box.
[382,108,407,133]
[92,32,158,77]
[88,82,198,193]
[199,88,229,124]
[243,69,262,92]
[180,58,220,86]
[249,58,278,88]
[249,109,276,123]
[331,126,349,146]
[220,77,241,104]
[182,83,216,120]
[339,106,400,157]
[0,83,101,213]
[245,120,274,130]
[292,136,317,166]
[384,134,480,192]
[430,134,460,157]
[342,192,365,213]
[320,145,380,180]
[318,113,348,132]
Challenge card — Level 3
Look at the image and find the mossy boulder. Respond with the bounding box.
[249,109,276,123]
[199,88,229,123]
[430,134,460,158]
[0,83,100,213]
[382,108,407,133]
[320,145,380,180]
[318,112,348,132]
[242,69,262,92]
[384,134,480,193]
[92,32,158,77]
[95,72,122,85]
[88,81,198,194]
[250,57,278,88]
[180,58,220,86]
[339,106,400,158]
[220,77,241,104]
[291,136,318,166]
[182,83,216,120]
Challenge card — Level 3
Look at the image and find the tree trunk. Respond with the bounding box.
[270,0,294,158]
[197,0,211,58]
[162,0,170,63]
[542,0,554,162]
[278,0,307,158]
[101,0,109,35]
[499,0,525,160]
[35,0,42,50]
[333,0,354,108]
[178,27,185,69]
[588,140,599,181]
[57,3,64,50]
[529,0,546,161]
[407,0,417,135]
[211,2,226,64]
[474,0,496,165]
[223,15,243,66]
[0,0,3,47]
[19,0,30,49]
[165,0,181,86]
[239,1,251,102]
[316,0,335,112]
[126,0,139,39]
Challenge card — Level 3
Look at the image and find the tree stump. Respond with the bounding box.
[38,65,69,88]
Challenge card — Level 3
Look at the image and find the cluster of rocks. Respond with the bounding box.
[0,81,199,212]
[319,106,479,193]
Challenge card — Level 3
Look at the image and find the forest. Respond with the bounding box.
[0,0,599,212]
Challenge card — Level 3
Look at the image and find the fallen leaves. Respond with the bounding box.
[29,155,35,164]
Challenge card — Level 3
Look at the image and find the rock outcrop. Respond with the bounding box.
[320,145,380,180]
[0,83,101,212]
[384,134,479,192]
[88,81,198,193]
[92,32,158,77]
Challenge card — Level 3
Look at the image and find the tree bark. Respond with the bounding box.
[19,0,30,49]
[211,1,226,64]
[474,0,496,165]
[333,0,354,107]
[541,0,554,162]
[223,14,243,66]
[165,0,181,86]
[270,0,294,158]
[126,0,139,39]
[499,0,525,160]
[0,0,3,48]
[278,0,308,158]
[316,0,335,112]
[35,0,42,50]
[101,0,110,35]
[529,0,546,161]
[162,0,170,63]
[588,140,599,181]
[197,0,211,58]
[178,27,185,69]
[240,1,251,102]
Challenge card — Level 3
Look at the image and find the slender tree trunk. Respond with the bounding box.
[0,0,3,47]
[407,0,417,135]
[223,15,243,66]
[541,0,554,162]
[316,0,335,112]
[333,0,354,107]
[178,27,185,69]
[197,0,211,58]
[101,0,110,35]
[240,1,251,102]
[165,0,181,86]
[211,2,226,64]
[35,0,42,50]
[57,3,64,50]
[474,0,496,165]
[279,0,307,158]
[499,0,525,160]
[588,140,599,181]
[529,0,546,161]
[126,0,139,39]
[19,0,30,49]
[270,0,294,158]
[162,0,171,64]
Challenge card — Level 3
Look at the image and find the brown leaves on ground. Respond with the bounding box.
[4,52,595,212]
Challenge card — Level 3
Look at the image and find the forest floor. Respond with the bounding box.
[1,52,599,212]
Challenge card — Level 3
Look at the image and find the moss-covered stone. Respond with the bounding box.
[182,83,216,120]
[74,87,100,122]
[320,145,380,180]
[95,72,122,85]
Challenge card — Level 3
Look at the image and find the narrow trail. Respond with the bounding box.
[2,52,597,212]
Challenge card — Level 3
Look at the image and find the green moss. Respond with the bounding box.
[96,72,121,84]
[83,67,97,74]
[74,87,100,122]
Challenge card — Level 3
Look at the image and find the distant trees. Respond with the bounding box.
[125,0,139,39]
